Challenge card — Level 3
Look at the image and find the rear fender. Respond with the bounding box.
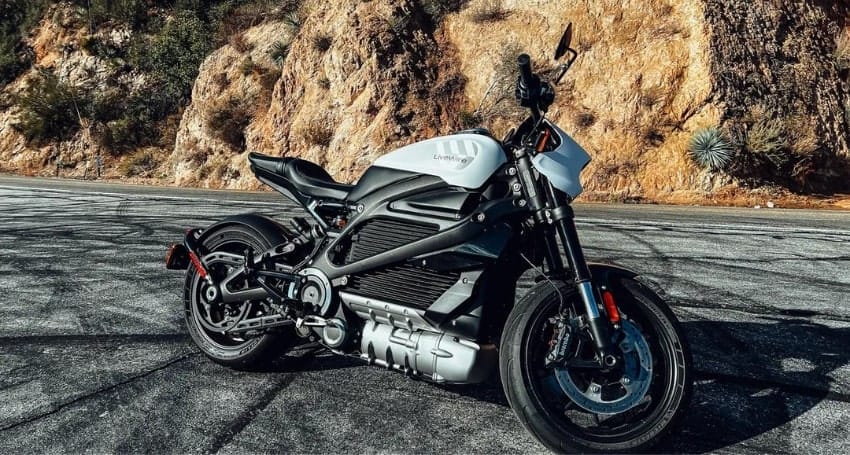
[195,213,294,249]
[167,214,296,272]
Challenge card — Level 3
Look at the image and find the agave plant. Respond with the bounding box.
[689,127,732,171]
[268,40,290,67]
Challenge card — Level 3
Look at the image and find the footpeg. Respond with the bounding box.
[296,316,349,349]
[296,315,329,328]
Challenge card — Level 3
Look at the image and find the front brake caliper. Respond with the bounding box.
[546,316,572,366]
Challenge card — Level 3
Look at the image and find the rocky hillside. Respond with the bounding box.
[0,0,848,203]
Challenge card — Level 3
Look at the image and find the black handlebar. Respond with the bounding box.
[516,53,541,123]
[517,54,534,90]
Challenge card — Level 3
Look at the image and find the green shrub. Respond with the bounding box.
[688,127,732,171]
[14,70,88,143]
[85,0,147,30]
[131,11,212,104]
[0,37,23,87]
[92,85,174,152]
[0,0,48,87]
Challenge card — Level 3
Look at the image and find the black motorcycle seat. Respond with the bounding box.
[248,152,353,201]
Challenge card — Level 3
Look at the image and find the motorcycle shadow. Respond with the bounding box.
[256,317,846,452]
[438,317,849,453]
[660,317,848,453]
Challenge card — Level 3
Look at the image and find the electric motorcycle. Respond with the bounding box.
[165,24,692,453]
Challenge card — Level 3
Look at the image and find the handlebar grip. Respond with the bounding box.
[517,54,533,89]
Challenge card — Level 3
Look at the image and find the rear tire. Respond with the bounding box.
[184,224,297,370]
[500,278,692,453]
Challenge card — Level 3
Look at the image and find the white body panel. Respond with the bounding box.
[531,121,591,199]
[374,134,506,189]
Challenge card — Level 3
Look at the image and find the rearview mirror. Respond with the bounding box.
[554,23,573,60]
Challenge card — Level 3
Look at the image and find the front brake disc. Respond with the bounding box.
[554,319,653,415]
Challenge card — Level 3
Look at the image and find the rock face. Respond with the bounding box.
[705,0,850,192]
[172,22,291,189]
[173,0,466,189]
[0,4,164,181]
[175,0,718,198]
[1,0,849,201]
[443,0,718,200]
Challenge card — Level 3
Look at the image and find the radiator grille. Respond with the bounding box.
[345,218,438,264]
[345,264,460,310]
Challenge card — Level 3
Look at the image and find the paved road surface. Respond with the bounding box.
[0,175,848,453]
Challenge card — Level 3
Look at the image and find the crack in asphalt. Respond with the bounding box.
[695,370,850,404]
[0,333,189,346]
[203,355,315,454]
[672,299,850,323]
[0,352,198,433]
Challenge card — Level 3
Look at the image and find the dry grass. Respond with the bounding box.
[746,116,788,168]
[239,56,256,76]
[208,96,255,149]
[785,114,820,157]
[472,40,525,130]
[447,0,713,197]
[301,122,334,147]
[312,34,332,53]
[469,0,507,23]
[119,150,157,177]
[573,109,596,129]
[835,30,850,73]
[229,32,253,53]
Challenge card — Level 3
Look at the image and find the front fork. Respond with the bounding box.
[515,148,621,368]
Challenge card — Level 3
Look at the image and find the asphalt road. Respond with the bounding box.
[0,174,849,454]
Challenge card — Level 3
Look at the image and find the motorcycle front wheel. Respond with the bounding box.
[500,278,692,453]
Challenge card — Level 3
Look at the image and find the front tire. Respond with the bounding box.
[184,224,296,370]
[500,278,692,453]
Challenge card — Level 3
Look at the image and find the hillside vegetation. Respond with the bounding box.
[0,0,848,204]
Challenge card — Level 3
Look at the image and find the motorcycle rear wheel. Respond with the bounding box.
[184,224,296,369]
[500,278,692,453]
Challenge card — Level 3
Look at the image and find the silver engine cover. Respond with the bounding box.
[359,320,497,384]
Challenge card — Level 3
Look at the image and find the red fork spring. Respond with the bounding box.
[601,289,620,324]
